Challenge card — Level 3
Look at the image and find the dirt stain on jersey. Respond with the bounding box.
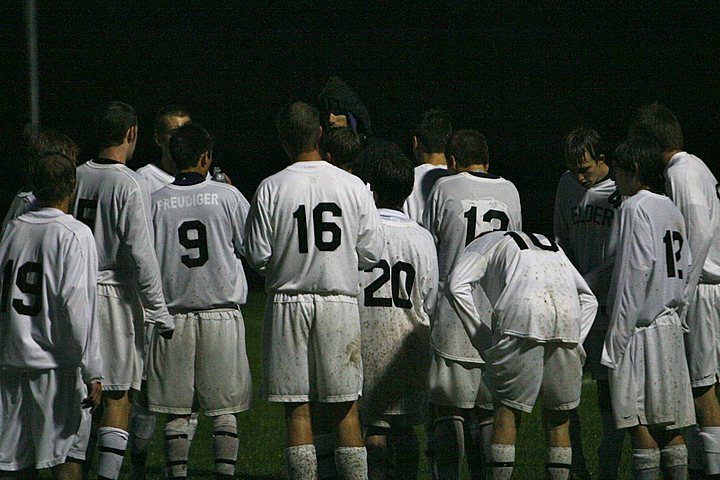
[346,338,361,369]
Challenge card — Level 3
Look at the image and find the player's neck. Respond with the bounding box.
[39,197,70,213]
[458,164,488,173]
[423,153,447,166]
[159,153,178,175]
[663,149,682,165]
[376,202,403,211]
[97,146,128,164]
[293,150,323,163]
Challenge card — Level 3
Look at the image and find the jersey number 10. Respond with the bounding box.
[1,260,43,316]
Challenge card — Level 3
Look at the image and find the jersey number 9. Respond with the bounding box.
[179,220,209,268]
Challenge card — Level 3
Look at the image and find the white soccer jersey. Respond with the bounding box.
[0,209,102,382]
[447,231,597,353]
[244,160,384,295]
[152,176,250,309]
[1,191,38,233]
[72,159,172,331]
[402,163,448,223]
[422,171,522,361]
[601,190,691,369]
[665,152,720,286]
[553,174,620,305]
[136,163,175,193]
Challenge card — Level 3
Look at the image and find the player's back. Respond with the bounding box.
[137,163,175,193]
[665,152,720,283]
[1,191,38,233]
[152,178,249,310]
[610,190,690,325]
[468,230,586,343]
[553,172,620,276]
[73,159,154,284]
[0,209,98,372]
[245,160,383,296]
[424,171,521,281]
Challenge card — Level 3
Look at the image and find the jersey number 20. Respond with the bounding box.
[1,260,43,316]
[364,260,416,309]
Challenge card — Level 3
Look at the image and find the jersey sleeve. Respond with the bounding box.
[601,206,654,369]
[243,184,274,275]
[120,185,173,333]
[355,189,385,270]
[420,238,440,319]
[446,249,490,361]
[63,232,103,383]
[422,186,441,245]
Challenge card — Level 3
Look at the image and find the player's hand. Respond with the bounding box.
[82,382,102,412]
[159,328,174,340]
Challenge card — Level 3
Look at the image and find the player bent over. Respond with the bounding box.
[601,137,695,480]
[147,123,253,479]
[244,101,384,479]
[447,230,597,480]
[357,144,439,479]
[0,154,103,479]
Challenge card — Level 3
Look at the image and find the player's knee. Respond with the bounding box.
[165,416,190,437]
[213,413,237,432]
[542,408,570,428]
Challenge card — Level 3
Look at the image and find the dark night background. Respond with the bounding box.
[1,2,719,239]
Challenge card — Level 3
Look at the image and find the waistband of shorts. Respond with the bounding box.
[269,292,358,304]
[168,304,240,315]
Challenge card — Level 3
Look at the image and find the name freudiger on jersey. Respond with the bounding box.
[155,193,220,210]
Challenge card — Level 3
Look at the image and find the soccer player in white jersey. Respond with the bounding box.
[244,101,384,480]
[631,103,720,479]
[129,105,197,480]
[553,127,623,479]
[422,129,521,479]
[135,105,192,193]
[447,229,597,480]
[0,154,102,480]
[356,142,439,478]
[402,109,452,223]
[602,136,695,480]
[1,129,79,231]
[147,123,252,480]
[72,101,174,480]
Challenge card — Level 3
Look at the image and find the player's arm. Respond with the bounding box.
[421,186,440,244]
[356,189,385,270]
[601,208,653,369]
[421,241,440,320]
[243,186,273,274]
[446,248,490,361]
[62,232,103,409]
[231,192,251,258]
[122,185,174,337]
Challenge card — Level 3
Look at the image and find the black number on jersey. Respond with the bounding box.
[1,260,43,316]
[76,198,98,232]
[178,220,209,268]
[663,230,684,279]
[463,207,510,246]
[293,203,343,253]
[504,232,559,252]
[716,184,720,200]
[364,260,416,309]
[608,189,622,209]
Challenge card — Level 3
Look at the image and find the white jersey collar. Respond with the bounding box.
[378,208,410,221]
[288,160,331,171]
[22,207,66,220]
[667,151,688,169]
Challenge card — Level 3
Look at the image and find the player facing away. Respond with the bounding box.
[0,154,103,480]
[447,230,598,480]
[630,103,720,479]
[72,101,174,480]
[422,129,521,480]
[553,127,624,479]
[244,101,384,480]
[402,109,452,224]
[319,126,361,173]
[1,129,79,231]
[601,136,695,480]
[128,105,197,480]
[147,123,252,480]
[356,143,439,479]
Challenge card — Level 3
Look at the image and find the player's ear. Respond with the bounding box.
[597,153,606,165]
[448,155,457,172]
[324,152,333,163]
[126,125,138,144]
[154,132,163,148]
[412,136,419,151]
[200,150,211,169]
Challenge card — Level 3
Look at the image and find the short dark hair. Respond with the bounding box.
[415,109,453,153]
[446,129,489,169]
[563,127,603,167]
[169,122,214,170]
[369,143,414,207]
[319,127,361,170]
[31,153,76,205]
[154,105,191,137]
[354,137,402,186]
[96,101,137,149]
[27,129,79,163]
[276,101,321,158]
[613,136,666,194]
[629,102,684,151]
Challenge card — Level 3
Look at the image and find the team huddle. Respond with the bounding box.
[0,93,718,480]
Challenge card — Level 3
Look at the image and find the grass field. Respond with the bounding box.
[95,291,637,479]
